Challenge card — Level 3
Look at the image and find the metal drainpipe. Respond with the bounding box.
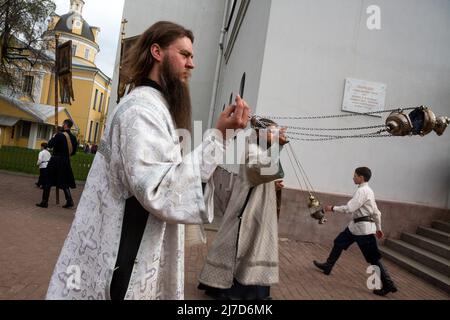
[207,0,230,130]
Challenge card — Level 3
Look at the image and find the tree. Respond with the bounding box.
[0,0,56,95]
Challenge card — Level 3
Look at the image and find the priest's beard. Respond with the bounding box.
[159,58,192,133]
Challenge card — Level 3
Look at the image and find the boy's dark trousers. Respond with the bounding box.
[314,227,396,294]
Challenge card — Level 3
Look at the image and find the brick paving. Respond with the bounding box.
[0,171,448,300]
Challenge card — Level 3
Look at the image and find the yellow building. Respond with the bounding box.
[0,96,74,149]
[0,0,111,149]
[45,0,112,145]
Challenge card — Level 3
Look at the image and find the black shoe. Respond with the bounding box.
[62,200,74,209]
[36,202,48,208]
[313,260,332,275]
[373,285,398,296]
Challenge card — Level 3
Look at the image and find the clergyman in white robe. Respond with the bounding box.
[198,140,284,293]
[46,85,224,300]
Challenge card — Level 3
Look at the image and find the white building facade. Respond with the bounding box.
[110,0,450,241]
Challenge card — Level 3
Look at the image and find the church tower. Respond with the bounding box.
[69,0,85,14]
[45,0,100,66]
[41,0,111,145]
[69,0,85,36]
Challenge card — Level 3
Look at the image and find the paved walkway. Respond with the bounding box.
[0,171,448,300]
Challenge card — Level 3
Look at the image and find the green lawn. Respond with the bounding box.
[0,146,94,181]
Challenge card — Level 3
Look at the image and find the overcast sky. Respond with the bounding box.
[53,0,125,78]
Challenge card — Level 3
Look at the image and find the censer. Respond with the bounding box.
[250,106,449,225]
[285,142,327,224]
[254,106,449,141]
[249,116,327,224]
[232,74,448,224]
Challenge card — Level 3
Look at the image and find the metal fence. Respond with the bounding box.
[0,147,94,181]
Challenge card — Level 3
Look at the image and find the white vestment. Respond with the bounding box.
[199,143,284,288]
[46,86,222,300]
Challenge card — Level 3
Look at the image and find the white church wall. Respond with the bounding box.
[109,0,450,209]
[256,0,450,208]
[211,0,272,126]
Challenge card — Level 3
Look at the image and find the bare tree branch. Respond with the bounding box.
[0,0,56,93]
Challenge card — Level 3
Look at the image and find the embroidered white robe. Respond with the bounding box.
[198,143,284,288]
[46,86,223,300]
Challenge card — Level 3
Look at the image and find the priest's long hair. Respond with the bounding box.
[120,21,194,132]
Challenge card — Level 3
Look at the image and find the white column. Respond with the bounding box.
[47,126,53,141]
[33,73,44,104]
[28,123,38,149]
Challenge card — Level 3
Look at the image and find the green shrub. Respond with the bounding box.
[0,146,95,181]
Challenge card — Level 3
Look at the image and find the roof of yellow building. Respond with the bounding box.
[0,115,20,127]
[0,95,77,130]
[54,13,96,43]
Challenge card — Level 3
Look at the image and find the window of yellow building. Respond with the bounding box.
[94,122,99,143]
[22,75,34,96]
[88,120,93,142]
[21,122,31,138]
[93,89,98,110]
[99,92,103,112]
[37,124,50,140]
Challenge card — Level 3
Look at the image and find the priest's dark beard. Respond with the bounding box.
[159,58,192,133]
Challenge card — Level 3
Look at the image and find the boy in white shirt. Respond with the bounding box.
[36,142,51,188]
[313,167,397,296]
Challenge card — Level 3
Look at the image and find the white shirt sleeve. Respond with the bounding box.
[333,188,366,214]
[244,143,284,186]
[372,201,382,231]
